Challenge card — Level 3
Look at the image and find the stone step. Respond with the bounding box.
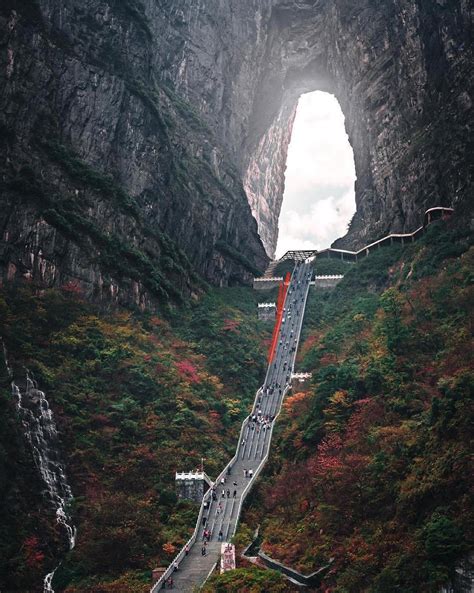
[153,263,314,593]
[263,260,278,278]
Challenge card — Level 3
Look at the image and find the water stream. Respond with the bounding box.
[3,342,76,592]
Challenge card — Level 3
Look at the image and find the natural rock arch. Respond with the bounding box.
[238,0,472,256]
[0,0,472,298]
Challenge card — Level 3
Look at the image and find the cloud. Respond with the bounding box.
[276,190,355,257]
[276,91,356,258]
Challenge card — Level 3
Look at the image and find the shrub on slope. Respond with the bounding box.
[240,220,473,593]
[0,284,268,592]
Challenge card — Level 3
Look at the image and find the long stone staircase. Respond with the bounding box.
[151,260,314,592]
[153,207,458,592]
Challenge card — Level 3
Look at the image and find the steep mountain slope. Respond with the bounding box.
[0,0,269,308]
[236,219,473,593]
[0,284,269,592]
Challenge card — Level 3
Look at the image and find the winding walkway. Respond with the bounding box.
[151,260,314,592]
[278,207,454,263]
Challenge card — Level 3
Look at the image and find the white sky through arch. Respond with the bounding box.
[275,91,356,258]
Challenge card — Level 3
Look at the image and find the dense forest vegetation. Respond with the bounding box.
[232,219,473,592]
[1,218,472,593]
[0,284,269,592]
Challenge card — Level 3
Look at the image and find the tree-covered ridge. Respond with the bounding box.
[0,284,268,592]
[238,221,473,593]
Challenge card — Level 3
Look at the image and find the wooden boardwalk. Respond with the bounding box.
[152,260,314,592]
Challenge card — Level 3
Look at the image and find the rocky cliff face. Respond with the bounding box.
[1,0,472,302]
[241,0,474,252]
[0,0,270,307]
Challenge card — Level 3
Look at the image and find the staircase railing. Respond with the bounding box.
[150,391,262,592]
[230,267,311,539]
[151,263,312,591]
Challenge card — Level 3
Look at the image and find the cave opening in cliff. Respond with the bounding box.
[275,91,356,258]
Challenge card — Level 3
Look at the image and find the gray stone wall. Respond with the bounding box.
[176,478,208,503]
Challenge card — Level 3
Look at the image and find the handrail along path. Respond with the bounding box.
[152,206,455,591]
[151,260,313,592]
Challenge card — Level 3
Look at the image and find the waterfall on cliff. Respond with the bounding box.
[3,343,76,592]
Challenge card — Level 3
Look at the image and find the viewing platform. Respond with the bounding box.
[257,302,276,321]
[175,471,213,503]
[253,277,283,290]
[311,275,344,288]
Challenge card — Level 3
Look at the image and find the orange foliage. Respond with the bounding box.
[149,316,167,328]
[61,280,83,295]
[223,318,240,332]
[162,542,177,556]
[209,410,221,423]
[283,391,309,416]
[298,331,321,356]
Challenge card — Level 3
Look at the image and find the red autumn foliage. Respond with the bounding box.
[155,362,167,374]
[309,433,344,480]
[91,413,112,427]
[176,359,201,383]
[345,398,384,446]
[61,280,83,295]
[319,353,339,366]
[298,331,322,359]
[149,316,166,328]
[209,410,221,423]
[222,318,240,332]
[23,535,45,569]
